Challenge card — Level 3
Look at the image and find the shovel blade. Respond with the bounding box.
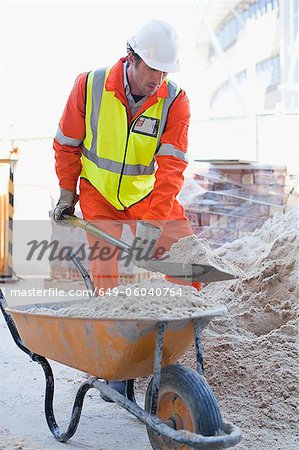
[148,260,237,283]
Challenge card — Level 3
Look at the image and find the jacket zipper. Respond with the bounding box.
[116,107,136,209]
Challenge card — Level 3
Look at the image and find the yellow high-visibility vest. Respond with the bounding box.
[81,67,180,210]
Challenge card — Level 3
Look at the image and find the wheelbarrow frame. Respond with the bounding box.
[0,222,243,449]
[0,283,242,449]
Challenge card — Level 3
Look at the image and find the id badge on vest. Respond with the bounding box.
[132,116,160,138]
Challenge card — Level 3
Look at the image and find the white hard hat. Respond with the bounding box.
[127,19,180,73]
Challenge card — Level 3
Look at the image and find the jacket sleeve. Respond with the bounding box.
[142,90,190,223]
[53,73,88,192]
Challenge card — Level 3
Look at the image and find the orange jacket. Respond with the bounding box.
[53,57,190,221]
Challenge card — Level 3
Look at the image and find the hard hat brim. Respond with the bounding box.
[127,37,180,73]
[141,55,181,73]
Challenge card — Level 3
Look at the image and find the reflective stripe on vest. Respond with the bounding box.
[81,67,181,210]
[156,143,188,161]
[55,126,83,147]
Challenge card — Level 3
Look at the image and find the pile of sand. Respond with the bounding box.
[180,207,299,449]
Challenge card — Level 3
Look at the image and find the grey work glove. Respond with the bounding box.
[133,221,162,270]
[52,189,79,222]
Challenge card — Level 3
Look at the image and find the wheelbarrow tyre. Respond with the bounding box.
[145,364,223,449]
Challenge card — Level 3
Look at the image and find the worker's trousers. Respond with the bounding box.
[79,178,201,292]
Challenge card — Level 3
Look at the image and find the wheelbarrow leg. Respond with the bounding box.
[126,379,136,403]
[0,289,95,443]
[32,353,95,442]
[150,322,165,415]
[193,318,205,375]
[101,379,137,403]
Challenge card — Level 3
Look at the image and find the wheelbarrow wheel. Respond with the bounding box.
[145,364,223,449]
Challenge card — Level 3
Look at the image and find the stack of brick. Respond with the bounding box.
[48,162,294,283]
[181,162,292,248]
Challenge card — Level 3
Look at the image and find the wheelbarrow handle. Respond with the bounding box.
[63,215,132,255]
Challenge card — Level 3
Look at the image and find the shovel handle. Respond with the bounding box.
[63,215,132,254]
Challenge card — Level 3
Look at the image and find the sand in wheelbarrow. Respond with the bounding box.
[26,233,244,319]
[26,278,207,319]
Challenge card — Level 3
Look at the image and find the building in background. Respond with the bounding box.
[183,0,298,249]
[196,0,298,114]
[188,0,298,170]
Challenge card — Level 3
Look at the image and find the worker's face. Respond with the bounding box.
[128,53,167,96]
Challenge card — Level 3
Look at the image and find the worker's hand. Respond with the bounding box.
[51,189,79,222]
[132,221,162,270]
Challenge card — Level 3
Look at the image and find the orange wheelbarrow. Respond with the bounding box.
[0,217,242,448]
[0,288,242,449]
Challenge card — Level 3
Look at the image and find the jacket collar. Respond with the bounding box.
[105,57,169,100]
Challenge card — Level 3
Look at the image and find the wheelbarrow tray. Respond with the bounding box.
[7,301,226,380]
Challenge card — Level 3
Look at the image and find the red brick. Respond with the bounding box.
[228,174,242,184]
[186,212,199,226]
[198,181,215,191]
[209,214,220,225]
[242,174,254,184]
[69,268,81,280]
[253,173,286,185]
[200,213,211,226]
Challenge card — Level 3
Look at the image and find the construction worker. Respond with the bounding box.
[52,18,201,400]
[53,19,200,290]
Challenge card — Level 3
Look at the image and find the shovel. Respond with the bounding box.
[62,215,237,283]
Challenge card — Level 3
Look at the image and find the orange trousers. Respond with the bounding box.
[79,178,201,292]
